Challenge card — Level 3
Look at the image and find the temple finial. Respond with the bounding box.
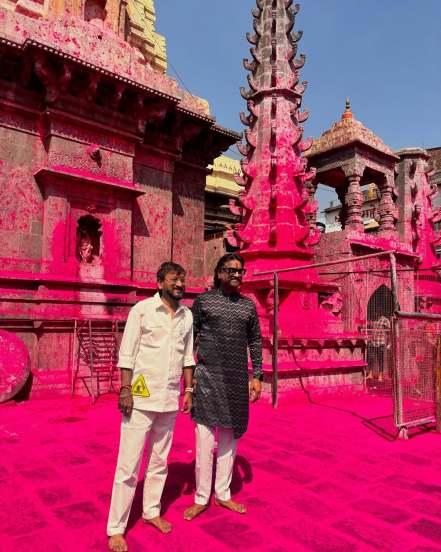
[342,97,353,121]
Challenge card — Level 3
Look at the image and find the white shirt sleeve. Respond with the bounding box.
[117,305,142,370]
[183,311,195,368]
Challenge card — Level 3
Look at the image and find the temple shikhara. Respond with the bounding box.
[1,0,441,416]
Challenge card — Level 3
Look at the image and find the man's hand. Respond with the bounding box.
[249,378,262,403]
[119,393,134,417]
[181,392,193,414]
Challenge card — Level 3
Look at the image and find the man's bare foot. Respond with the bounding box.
[108,534,128,552]
[183,503,208,521]
[215,498,246,514]
[144,516,172,534]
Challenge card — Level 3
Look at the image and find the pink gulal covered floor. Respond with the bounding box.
[1,391,441,551]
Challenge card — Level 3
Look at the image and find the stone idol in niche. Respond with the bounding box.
[77,214,102,266]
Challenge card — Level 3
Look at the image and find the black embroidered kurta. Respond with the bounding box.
[191,288,263,439]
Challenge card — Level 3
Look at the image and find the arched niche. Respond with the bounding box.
[367,284,394,321]
[76,214,102,264]
[84,0,107,25]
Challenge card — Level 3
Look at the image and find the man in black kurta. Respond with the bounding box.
[184,253,263,520]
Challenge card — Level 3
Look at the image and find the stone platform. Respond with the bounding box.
[1,391,441,551]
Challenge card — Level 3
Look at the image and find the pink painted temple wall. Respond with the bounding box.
[0,2,238,398]
[1,0,441,401]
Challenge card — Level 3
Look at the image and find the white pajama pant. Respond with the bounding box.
[195,423,238,505]
[107,408,177,536]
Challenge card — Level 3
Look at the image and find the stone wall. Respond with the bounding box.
[0,6,239,400]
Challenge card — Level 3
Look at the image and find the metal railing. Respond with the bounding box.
[391,311,441,438]
[254,250,397,407]
[72,319,122,402]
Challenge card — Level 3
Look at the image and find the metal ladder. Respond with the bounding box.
[72,320,120,402]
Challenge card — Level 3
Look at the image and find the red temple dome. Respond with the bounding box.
[307,99,395,158]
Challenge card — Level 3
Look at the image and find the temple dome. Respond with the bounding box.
[307,99,395,158]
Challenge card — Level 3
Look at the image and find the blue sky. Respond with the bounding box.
[156,1,441,206]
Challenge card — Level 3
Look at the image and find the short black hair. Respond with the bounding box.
[213,253,245,288]
[157,261,186,282]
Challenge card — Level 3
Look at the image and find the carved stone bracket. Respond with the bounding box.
[33,52,58,103]
[341,162,365,180]
[59,61,72,94]
[110,82,127,110]
[83,73,101,103]
[199,133,232,167]
[31,53,73,104]
[135,97,169,134]
[172,113,206,152]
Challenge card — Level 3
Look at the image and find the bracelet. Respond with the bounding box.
[120,384,132,393]
[119,393,132,400]
[184,387,194,394]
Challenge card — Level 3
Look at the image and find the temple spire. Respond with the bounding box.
[232,0,316,256]
[341,97,353,121]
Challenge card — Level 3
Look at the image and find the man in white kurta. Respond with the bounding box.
[107,262,194,552]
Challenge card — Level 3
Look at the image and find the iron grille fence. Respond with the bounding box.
[392,312,441,438]
[317,258,400,395]
[256,253,441,438]
[254,250,398,407]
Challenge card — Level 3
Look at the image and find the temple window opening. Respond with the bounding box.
[316,183,341,233]
[76,214,102,264]
[84,0,107,26]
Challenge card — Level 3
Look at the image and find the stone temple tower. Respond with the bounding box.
[235,0,365,379]
[231,0,318,272]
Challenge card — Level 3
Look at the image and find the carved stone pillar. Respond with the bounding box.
[336,185,348,230]
[118,0,128,38]
[378,171,397,237]
[342,165,364,232]
[305,179,318,238]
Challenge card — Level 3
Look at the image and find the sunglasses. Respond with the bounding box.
[221,267,247,275]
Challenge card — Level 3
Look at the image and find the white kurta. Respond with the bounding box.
[117,292,194,411]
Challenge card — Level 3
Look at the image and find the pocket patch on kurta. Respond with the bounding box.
[132,375,150,397]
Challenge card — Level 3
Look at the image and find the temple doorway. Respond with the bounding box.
[366,285,394,391]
